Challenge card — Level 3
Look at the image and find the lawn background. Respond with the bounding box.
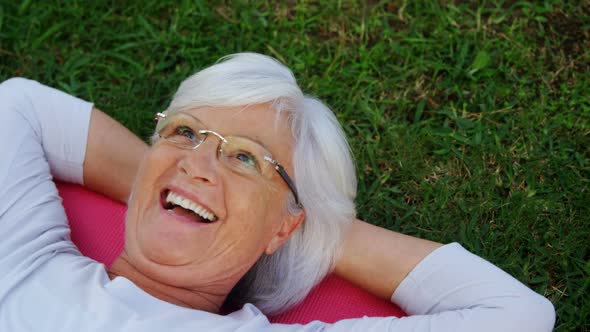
[0,0,588,330]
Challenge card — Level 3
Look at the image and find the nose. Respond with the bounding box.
[177,137,220,185]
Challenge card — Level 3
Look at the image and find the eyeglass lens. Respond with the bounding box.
[156,112,273,178]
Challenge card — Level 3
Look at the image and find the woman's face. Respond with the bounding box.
[124,104,303,290]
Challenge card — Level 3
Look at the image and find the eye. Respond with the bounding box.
[175,126,196,140]
[235,151,258,169]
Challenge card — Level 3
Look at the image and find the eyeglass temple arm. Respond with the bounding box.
[264,157,302,208]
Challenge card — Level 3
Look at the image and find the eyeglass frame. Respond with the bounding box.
[154,112,302,208]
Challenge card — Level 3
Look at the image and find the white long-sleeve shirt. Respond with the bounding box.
[0,77,555,331]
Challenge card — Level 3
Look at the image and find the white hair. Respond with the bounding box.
[160,53,357,315]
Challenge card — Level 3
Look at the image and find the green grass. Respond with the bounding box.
[1,0,588,330]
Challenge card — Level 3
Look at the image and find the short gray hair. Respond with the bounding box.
[160,53,357,315]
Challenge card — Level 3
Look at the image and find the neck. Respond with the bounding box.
[108,252,228,313]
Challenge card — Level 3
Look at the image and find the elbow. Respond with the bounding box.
[0,77,33,97]
[534,296,556,332]
[0,77,28,88]
[501,294,556,332]
[0,78,41,114]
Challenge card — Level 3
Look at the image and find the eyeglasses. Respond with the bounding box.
[155,112,302,207]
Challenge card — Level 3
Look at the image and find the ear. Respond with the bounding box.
[265,211,305,255]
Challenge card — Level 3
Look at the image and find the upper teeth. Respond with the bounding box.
[166,191,217,222]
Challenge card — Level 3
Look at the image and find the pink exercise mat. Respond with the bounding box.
[57,181,406,323]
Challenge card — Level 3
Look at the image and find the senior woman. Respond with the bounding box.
[0,53,554,331]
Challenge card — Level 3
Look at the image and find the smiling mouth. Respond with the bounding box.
[160,189,218,223]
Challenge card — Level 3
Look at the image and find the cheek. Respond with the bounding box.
[225,178,285,238]
[132,146,182,200]
[230,176,275,213]
[125,148,178,240]
[142,147,177,180]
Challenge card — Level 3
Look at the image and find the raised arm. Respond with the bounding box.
[0,77,147,204]
[334,219,442,300]
[83,108,148,203]
[333,219,556,332]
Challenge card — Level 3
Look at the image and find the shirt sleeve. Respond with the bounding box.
[0,77,93,184]
[0,78,93,301]
[385,243,556,332]
[261,244,555,332]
